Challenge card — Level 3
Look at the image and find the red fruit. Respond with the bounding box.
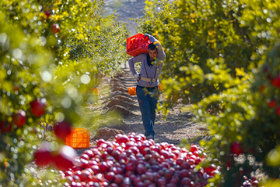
[64,170,73,177]
[231,142,243,155]
[164,169,174,180]
[79,170,91,182]
[12,110,26,127]
[276,106,280,116]
[115,134,129,144]
[80,158,89,168]
[251,180,259,186]
[0,121,12,133]
[91,165,100,174]
[259,85,266,92]
[204,164,216,174]
[136,163,146,174]
[226,161,232,170]
[96,139,106,147]
[126,162,136,171]
[53,121,71,141]
[268,100,277,108]
[51,23,60,34]
[80,153,90,161]
[105,172,115,181]
[99,162,109,173]
[114,174,124,184]
[33,142,53,167]
[123,177,132,186]
[30,99,46,117]
[270,75,280,88]
[13,84,20,91]
[181,177,194,186]
[83,150,94,159]
[166,183,176,187]
[157,177,166,186]
[181,162,191,170]
[53,145,77,171]
[179,169,191,178]
[44,11,51,18]
[73,171,82,181]
[190,144,198,153]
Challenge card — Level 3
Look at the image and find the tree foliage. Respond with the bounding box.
[0,0,127,185]
[138,0,280,185]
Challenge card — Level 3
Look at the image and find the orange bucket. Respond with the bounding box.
[158,83,164,91]
[89,88,99,95]
[128,87,136,95]
[65,128,90,149]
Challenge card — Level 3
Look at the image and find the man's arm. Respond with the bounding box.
[155,43,166,61]
[128,54,145,78]
[145,34,166,61]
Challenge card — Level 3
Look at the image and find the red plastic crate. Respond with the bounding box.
[127,33,152,57]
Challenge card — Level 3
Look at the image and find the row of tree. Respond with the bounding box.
[137,0,280,186]
[0,0,127,185]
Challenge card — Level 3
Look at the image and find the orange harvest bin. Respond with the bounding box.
[65,128,90,149]
[127,33,152,57]
[128,87,136,95]
[158,83,164,91]
[89,88,99,95]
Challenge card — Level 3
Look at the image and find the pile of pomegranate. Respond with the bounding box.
[62,133,219,187]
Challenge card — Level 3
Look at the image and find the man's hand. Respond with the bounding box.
[144,33,156,43]
[133,74,140,81]
[144,33,150,39]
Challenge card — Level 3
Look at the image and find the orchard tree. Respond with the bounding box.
[137,0,278,110]
[1,0,127,76]
[0,11,65,185]
[192,42,280,187]
[138,0,280,186]
[0,0,128,186]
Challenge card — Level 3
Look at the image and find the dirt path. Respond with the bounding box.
[99,0,208,147]
[92,68,208,147]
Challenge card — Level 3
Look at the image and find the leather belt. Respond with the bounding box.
[137,85,157,88]
[140,76,157,82]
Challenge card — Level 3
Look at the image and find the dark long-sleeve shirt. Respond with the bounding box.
[128,36,166,87]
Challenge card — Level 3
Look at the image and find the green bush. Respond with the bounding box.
[0,0,128,185]
[138,0,280,186]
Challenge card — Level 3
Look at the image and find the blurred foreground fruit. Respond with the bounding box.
[33,143,77,172]
[12,110,26,128]
[30,99,46,117]
[51,23,60,34]
[0,121,12,133]
[33,142,53,167]
[54,121,72,141]
[231,142,243,155]
[53,145,77,171]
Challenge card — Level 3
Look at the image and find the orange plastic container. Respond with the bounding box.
[65,128,90,149]
[127,33,152,57]
[128,87,136,95]
[158,83,164,91]
[89,88,99,95]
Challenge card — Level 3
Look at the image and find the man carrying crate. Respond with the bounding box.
[128,34,166,140]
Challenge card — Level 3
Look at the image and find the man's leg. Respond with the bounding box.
[136,86,155,138]
[149,87,158,136]
[149,94,157,126]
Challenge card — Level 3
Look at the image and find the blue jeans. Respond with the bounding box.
[136,85,159,138]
